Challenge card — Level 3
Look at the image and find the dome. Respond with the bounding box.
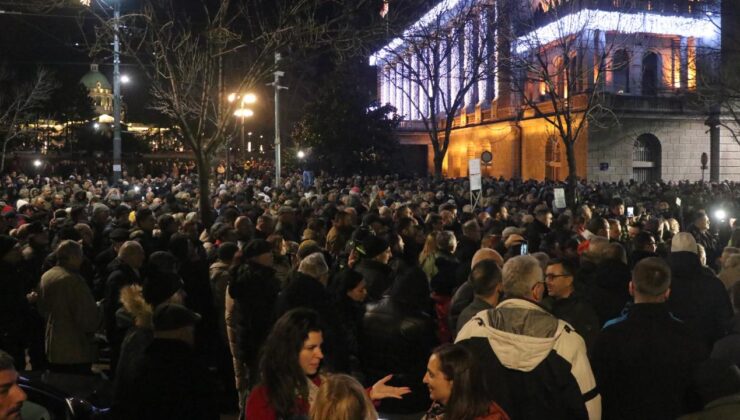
[80,64,112,91]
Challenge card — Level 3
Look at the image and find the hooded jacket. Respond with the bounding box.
[456,298,601,420]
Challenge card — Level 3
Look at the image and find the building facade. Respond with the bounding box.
[371,0,740,182]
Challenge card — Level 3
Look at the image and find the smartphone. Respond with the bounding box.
[626,206,634,218]
[520,243,529,255]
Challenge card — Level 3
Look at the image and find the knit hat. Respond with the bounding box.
[92,203,110,216]
[358,235,389,259]
[671,232,697,254]
[242,239,272,259]
[143,272,185,307]
[0,235,18,260]
[152,303,201,331]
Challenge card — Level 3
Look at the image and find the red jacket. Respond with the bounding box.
[244,376,320,420]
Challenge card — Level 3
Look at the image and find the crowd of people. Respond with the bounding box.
[1,164,740,420]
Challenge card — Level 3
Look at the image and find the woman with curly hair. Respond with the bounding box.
[245,308,409,419]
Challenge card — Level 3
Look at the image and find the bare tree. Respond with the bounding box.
[505,0,636,205]
[84,0,377,225]
[374,0,497,179]
[0,66,56,172]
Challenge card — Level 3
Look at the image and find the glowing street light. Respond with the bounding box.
[297,150,306,159]
[121,74,131,84]
[33,159,42,168]
[233,108,254,118]
[93,122,101,130]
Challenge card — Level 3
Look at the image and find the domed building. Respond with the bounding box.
[80,63,113,116]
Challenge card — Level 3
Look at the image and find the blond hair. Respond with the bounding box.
[309,374,378,420]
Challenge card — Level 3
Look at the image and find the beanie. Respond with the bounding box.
[359,235,389,259]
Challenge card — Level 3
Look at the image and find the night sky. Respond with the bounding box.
[0,0,433,133]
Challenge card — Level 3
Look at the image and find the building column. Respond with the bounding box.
[478,5,494,107]
[441,38,451,114]
[410,53,419,120]
[384,66,392,105]
[448,35,459,113]
[405,57,413,119]
[419,48,429,119]
[465,18,479,112]
[631,45,644,95]
[395,62,405,116]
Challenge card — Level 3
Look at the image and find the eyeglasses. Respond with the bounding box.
[544,273,571,280]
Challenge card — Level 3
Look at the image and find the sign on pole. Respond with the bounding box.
[553,188,566,209]
[469,158,482,191]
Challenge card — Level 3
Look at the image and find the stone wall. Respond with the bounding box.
[588,115,740,182]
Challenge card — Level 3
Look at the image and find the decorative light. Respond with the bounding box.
[515,10,718,54]
[370,0,473,65]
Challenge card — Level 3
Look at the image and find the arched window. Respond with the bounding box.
[545,136,562,180]
[613,49,630,94]
[642,52,659,96]
[633,134,661,182]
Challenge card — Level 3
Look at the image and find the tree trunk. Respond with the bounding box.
[196,152,214,229]
[0,139,9,174]
[565,141,578,208]
[433,153,443,181]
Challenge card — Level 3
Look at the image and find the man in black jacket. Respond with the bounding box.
[354,235,394,302]
[0,236,31,366]
[593,257,707,420]
[668,232,732,348]
[121,304,218,420]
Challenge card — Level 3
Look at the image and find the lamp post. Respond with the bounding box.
[112,0,122,184]
[269,53,288,186]
[229,92,256,180]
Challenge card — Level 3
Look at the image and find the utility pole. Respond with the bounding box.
[112,0,122,184]
[270,53,287,186]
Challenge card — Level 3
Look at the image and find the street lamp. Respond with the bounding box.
[229,92,257,177]
[297,150,306,159]
[121,74,131,84]
[81,0,124,184]
[33,159,42,168]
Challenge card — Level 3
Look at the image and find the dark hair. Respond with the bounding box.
[333,268,364,296]
[610,197,624,207]
[546,258,577,277]
[135,208,154,225]
[259,308,323,418]
[633,257,671,296]
[390,266,430,309]
[218,242,239,262]
[168,233,191,261]
[586,216,608,235]
[470,260,502,296]
[633,231,656,250]
[433,344,491,420]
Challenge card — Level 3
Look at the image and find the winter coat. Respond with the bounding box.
[112,286,153,413]
[454,236,479,268]
[104,258,142,368]
[525,218,551,253]
[0,261,31,363]
[361,297,437,414]
[711,313,740,367]
[208,260,231,343]
[582,259,631,327]
[542,292,600,352]
[228,261,280,375]
[456,296,494,336]
[668,251,733,347]
[245,375,322,420]
[593,303,707,420]
[38,266,101,365]
[355,259,394,302]
[422,401,510,420]
[123,339,219,420]
[448,280,474,334]
[456,298,601,420]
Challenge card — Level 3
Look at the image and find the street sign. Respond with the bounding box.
[554,188,566,209]
[469,158,482,191]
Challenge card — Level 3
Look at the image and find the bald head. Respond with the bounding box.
[119,240,145,269]
[471,248,504,269]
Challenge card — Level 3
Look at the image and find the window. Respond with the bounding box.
[613,49,630,94]
[633,134,661,182]
[642,52,659,96]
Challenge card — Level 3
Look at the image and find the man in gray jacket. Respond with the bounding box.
[39,240,101,374]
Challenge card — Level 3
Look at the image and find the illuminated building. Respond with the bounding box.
[372,0,740,182]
